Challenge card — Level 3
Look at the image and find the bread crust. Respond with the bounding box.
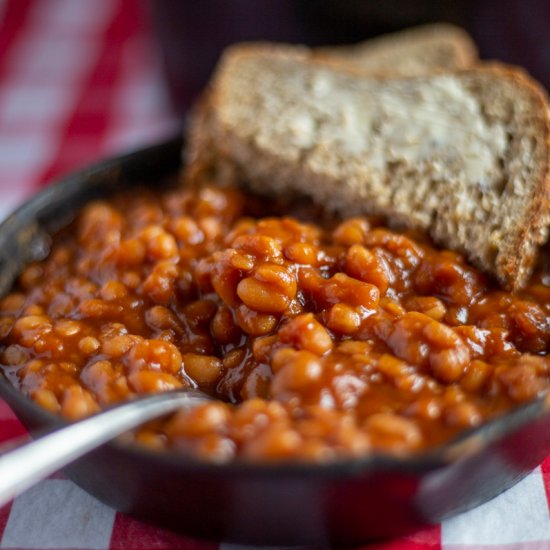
[486,65,550,287]
[316,23,478,75]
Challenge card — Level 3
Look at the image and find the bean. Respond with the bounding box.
[183,353,224,385]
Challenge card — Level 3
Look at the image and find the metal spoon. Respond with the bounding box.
[0,388,211,507]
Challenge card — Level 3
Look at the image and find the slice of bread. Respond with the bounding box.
[316,23,478,76]
[184,45,550,290]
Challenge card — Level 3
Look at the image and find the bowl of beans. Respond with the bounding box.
[1,136,550,545]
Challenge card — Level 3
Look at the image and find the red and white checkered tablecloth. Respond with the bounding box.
[1,1,550,548]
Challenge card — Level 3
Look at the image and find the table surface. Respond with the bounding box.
[1,1,550,548]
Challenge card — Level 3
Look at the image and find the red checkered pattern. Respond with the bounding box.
[0,1,550,548]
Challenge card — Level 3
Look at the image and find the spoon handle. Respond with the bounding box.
[0,390,207,507]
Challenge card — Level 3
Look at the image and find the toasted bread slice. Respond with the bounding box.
[317,23,478,75]
[185,45,550,289]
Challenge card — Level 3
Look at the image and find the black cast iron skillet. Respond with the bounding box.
[1,136,550,546]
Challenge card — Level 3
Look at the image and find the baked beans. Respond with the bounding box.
[1,183,550,462]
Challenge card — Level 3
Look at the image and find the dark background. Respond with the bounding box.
[149,0,550,114]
